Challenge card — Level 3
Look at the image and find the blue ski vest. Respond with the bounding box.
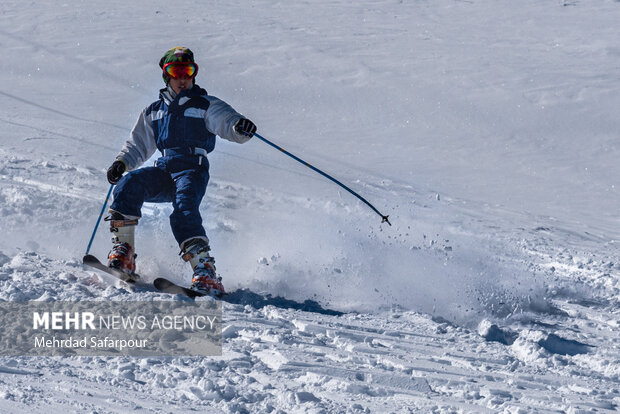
[146,85,215,172]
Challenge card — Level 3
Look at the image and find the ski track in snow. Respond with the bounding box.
[1,0,619,412]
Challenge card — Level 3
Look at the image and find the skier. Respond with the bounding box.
[105,46,256,296]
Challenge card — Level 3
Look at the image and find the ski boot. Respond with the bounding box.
[181,238,225,297]
[106,211,138,277]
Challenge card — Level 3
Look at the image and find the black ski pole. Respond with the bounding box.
[254,132,391,225]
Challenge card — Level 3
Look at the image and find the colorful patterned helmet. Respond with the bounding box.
[159,47,195,84]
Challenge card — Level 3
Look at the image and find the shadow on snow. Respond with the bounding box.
[223,289,345,316]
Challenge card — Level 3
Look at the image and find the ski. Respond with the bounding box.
[84,256,220,298]
[83,254,140,283]
[154,277,224,299]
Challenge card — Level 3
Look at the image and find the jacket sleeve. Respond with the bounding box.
[116,108,158,171]
[203,95,252,144]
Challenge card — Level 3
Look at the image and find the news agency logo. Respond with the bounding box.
[32,312,218,331]
[0,301,222,356]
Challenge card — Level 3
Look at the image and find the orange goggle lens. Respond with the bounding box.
[163,62,198,79]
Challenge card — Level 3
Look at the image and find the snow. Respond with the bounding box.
[1,0,619,412]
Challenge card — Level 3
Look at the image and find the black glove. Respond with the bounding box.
[234,118,257,138]
[107,160,126,184]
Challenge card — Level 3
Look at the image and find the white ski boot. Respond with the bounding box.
[180,238,225,297]
[106,211,138,276]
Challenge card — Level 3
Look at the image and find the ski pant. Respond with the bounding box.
[110,166,210,246]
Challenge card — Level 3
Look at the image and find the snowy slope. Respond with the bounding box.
[1,0,619,412]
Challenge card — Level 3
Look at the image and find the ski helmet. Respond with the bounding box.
[159,47,196,84]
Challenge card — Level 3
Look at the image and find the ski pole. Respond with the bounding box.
[85,184,114,256]
[254,132,391,225]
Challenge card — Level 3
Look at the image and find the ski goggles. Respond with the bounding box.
[163,62,199,79]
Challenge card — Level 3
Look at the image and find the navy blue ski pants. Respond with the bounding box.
[110,166,210,246]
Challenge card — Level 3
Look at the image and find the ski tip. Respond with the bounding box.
[154,277,227,299]
[153,278,170,289]
[83,254,98,263]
